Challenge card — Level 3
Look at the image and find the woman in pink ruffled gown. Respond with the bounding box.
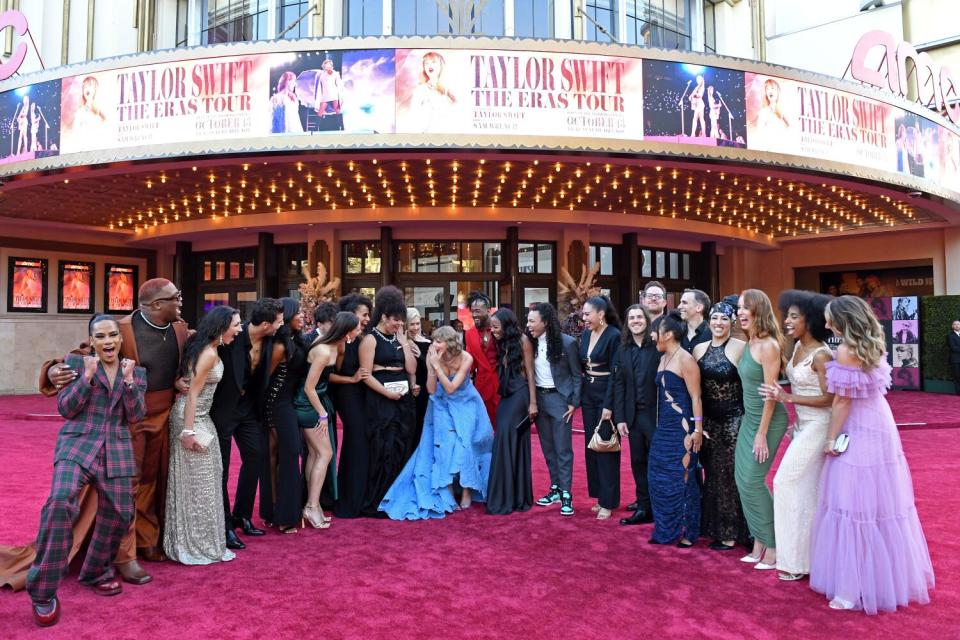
[810,295,934,614]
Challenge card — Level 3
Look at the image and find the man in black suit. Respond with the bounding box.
[210,298,283,549]
[949,320,960,395]
[527,302,583,517]
[613,306,660,525]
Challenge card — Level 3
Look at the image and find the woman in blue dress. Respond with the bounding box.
[649,310,704,547]
[379,326,494,520]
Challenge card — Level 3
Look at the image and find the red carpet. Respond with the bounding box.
[0,394,957,639]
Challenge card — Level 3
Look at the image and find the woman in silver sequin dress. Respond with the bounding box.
[164,306,242,565]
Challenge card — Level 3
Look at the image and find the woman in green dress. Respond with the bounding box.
[735,289,788,570]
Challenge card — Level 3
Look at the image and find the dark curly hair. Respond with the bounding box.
[181,306,237,377]
[338,293,373,315]
[467,290,491,309]
[658,309,685,343]
[369,285,407,328]
[527,302,563,363]
[313,301,339,326]
[493,308,524,375]
[777,289,832,343]
[585,295,622,330]
[250,297,283,326]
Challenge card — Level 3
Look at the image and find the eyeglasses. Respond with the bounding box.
[152,291,182,303]
[644,294,665,300]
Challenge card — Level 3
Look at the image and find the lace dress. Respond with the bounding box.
[164,360,235,565]
[698,342,750,544]
[773,346,832,575]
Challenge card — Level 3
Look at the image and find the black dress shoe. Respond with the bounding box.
[32,596,60,627]
[709,540,737,551]
[625,501,638,511]
[225,530,246,550]
[235,517,265,536]
[620,509,654,525]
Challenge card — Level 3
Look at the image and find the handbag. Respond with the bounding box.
[383,380,410,396]
[832,433,850,454]
[587,417,621,453]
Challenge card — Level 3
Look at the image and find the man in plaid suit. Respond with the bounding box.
[27,316,146,627]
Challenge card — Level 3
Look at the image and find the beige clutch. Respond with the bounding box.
[383,380,410,396]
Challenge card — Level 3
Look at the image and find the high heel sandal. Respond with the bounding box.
[278,524,298,534]
[590,504,601,514]
[596,508,612,520]
[302,504,331,529]
[740,545,766,563]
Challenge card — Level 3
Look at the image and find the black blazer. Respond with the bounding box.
[210,324,274,428]
[949,332,960,365]
[612,340,660,430]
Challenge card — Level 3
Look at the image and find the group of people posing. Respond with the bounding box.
[2,277,935,625]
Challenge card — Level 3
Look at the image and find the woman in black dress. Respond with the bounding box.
[579,295,622,520]
[486,309,537,515]
[261,297,307,533]
[331,293,372,519]
[692,301,750,550]
[359,286,418,517]
[612,304,660,526]
[406,307,433,444]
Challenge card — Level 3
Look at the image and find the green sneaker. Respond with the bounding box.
[560,491,574,516]
[536,485,561,507]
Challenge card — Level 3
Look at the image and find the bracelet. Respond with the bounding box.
[317,415,328,422]
[691,416,703,422]
[180,430,196,438]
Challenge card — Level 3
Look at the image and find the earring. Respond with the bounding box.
[219,334,224,347]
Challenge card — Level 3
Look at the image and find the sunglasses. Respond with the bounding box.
[152,292,183,303]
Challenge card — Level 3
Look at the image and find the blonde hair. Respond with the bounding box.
[741,288,787,372]
[432,325,462,357]
[825,296,886,370]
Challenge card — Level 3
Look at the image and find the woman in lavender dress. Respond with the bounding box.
[809,296,934,614]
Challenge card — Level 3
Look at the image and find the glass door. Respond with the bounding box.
[403,285,449,336]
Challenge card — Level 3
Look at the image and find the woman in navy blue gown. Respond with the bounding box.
[379,326,494,519]
[649,311,704,547]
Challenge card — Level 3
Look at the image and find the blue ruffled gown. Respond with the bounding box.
[648,370,701,544]
[379,376,494,520]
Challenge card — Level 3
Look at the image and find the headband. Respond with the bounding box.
[710,302,735,318]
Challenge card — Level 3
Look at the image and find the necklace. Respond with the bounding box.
[139,310,171,340]
[662,347,681,371]
[373,326,397,344]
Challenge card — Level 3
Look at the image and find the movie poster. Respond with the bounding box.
[58,261,94,313]
[0,79,61,165]
[7,256,47,312]
[890,295,921,390]
[268,49,396,134]
[641,60,746,147]
[59,54,273,154]
[818,266,934,298]
[105,264,137,314]
[745,73,897,172]
[395,49,643,139]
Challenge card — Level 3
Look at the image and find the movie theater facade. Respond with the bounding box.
[1,34,959,392]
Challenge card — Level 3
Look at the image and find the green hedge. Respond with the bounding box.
[920,295,960,381]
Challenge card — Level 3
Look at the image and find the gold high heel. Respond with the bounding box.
[303,504,331,529]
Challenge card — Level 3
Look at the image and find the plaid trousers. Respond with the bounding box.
[27,449,134,603]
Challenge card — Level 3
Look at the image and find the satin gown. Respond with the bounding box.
[165,360,235,564]
[485,361,533,515]
[379,376,493,520]
[773,346,832,575]
[333,340,368,519]
[648,370,700,544]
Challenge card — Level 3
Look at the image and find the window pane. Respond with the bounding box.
[682,253,690,279]
[215,261,226,280]
[600,246,614,276]
[203,292,229,316]
[279,0,311,39]
[244,261,255,278]
[484,243,502,272]
[345,0,383,36]
[397,242,416,272]
[669,252,679,279]
[537,243,553,274]
[417,242,439,273]
[514,0,555,38]
[518,243,535,274]
[229,261,240,279]
[439,242,458,272]
[655,251,665,278]
[524,287,550,309]
[589,245,597,268]
[585,0,618,42]
[641,249,652,278]
[626,0,691,50]
[364,242,381,273]
[395,0,503,35]
[461,242,482,273]
[203,261,212,281]
[236,291,258,322]
[203,0,269,44]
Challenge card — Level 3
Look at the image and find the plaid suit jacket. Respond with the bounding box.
[54,354,147,478]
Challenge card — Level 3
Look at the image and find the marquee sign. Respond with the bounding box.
[848,30,960,125]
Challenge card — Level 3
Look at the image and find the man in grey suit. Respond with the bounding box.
[527,302,583,517]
